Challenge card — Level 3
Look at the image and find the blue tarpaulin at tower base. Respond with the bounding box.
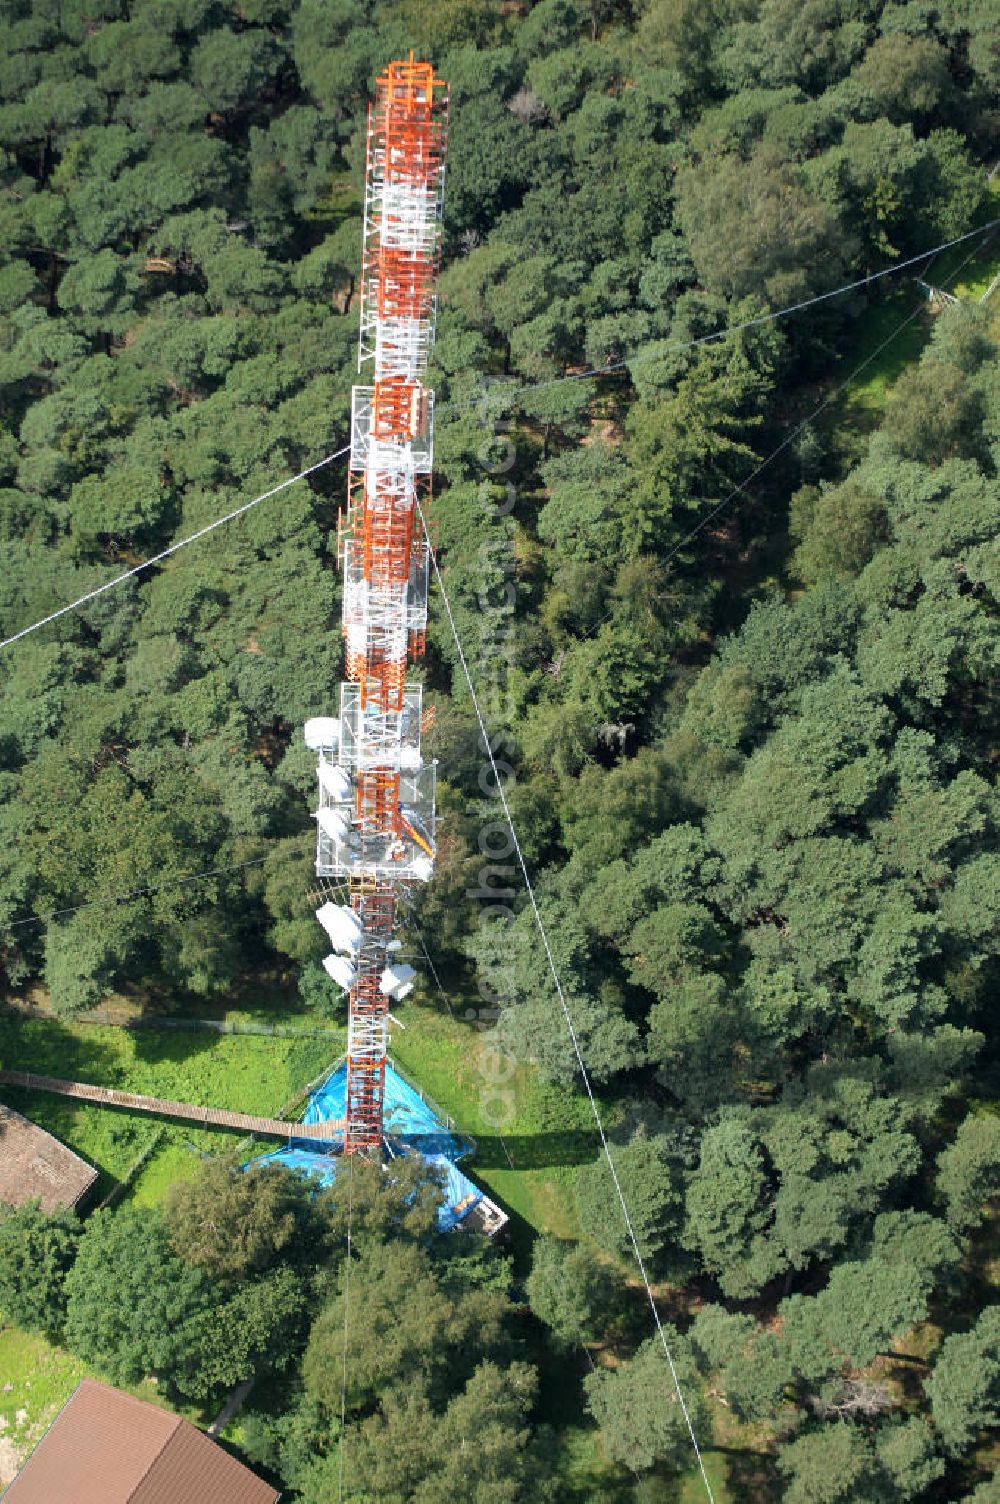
[253,1061,485,1232]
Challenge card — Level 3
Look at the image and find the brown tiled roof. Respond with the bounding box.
[3,1380,280,1504]
[0,1102,98,1213]
[131,1417,280,1504]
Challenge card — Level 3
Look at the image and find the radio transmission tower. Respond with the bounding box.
[304,58,449,1155]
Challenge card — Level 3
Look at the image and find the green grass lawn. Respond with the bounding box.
[931,181,1000,300]
[837,287,931,424]
[0,999,764,1502]
[130,1139,216,1206]
[0,1328,90,1486]
[0,1013,336,1107]
[0,1014,306,1483]
[828,190,1000,453]
[675,1452,735,1503]
[0,991,616,1251]
[0,994,774,1504]
[0,1013,338,1198]
[0,1325,220,1489]
[388,994,621,1261]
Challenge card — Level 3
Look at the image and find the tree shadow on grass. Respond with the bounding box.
[472,1129,601,1172]
[714,1444,780,1503]
[0,1011,255,1196]
[127,1022,227,1074]
[0,1084,143,1199]
[0,1010,118,1084]
[1,1006,230,1101]
[0,1013,127,1196]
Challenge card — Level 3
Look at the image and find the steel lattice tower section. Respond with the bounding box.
[304,58,449,1155]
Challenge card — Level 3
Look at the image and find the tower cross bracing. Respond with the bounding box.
[304,57,449,1155]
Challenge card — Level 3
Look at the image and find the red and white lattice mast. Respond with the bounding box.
[304,58,449,1155]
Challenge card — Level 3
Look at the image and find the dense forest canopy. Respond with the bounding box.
[1,0,1000,1497]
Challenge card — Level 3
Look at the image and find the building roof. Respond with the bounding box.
[0,1102,98,1213]
[2,1380,280,1504]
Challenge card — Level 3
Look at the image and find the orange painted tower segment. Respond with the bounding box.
[317,57,448,1155]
